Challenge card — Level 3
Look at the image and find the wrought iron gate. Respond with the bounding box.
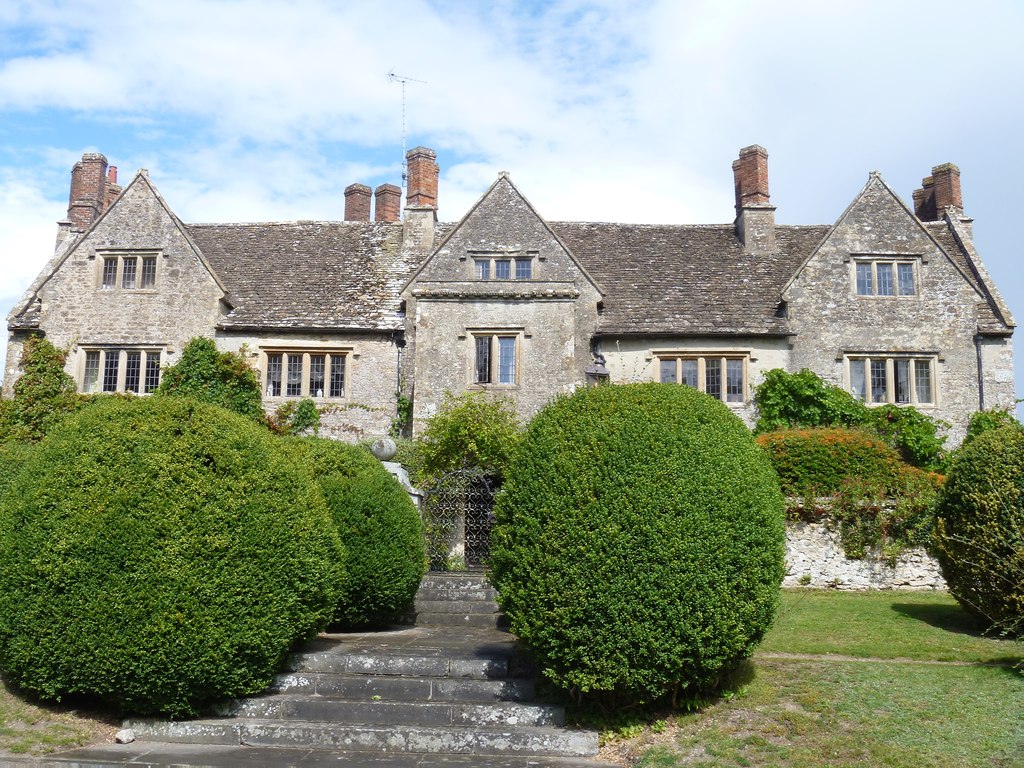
[421,468,498,571]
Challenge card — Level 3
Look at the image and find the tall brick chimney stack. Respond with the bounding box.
[732,145,776,253]
[67,153,122,231]
[406,147,439,209]
[344,183,372,221]
[374,183,402,222]
[914,163,963,221]
[403,147,439,254]
[67,153,109,231]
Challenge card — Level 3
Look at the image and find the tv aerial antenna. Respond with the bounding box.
[387,70,427,189]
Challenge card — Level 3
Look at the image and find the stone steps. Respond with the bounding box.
[414,571,508,628]
[267,670,537,702]
[107,579,601,762]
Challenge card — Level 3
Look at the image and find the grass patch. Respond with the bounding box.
[632,660,1023,768]
[603,589,1024,767]
[0,676,117,757]
[761,589,1022,663]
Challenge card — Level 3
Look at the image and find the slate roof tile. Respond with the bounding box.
[551,222,830,335]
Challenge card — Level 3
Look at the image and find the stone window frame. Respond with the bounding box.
[78,346,163,394]
[467,249,538,281]
[654,351,750,405]
[467,328,523,388]
[259,348,351,400]
[96,250,161,291]
[844,353,938,407]
[849,254,920,298]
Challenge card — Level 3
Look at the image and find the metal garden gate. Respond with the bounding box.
[421,468,498,571]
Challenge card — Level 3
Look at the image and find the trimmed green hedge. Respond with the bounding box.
[0,397,343,717]
[935,423,1024,637]
[489,383,785,707]
[283,437,425,629]
[755,428,941,498]
[756,428,942,559]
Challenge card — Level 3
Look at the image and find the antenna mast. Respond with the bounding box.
[387,70,427,189]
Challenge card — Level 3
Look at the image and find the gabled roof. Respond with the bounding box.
[403,173,604,296]
[187,221,449,332]
[8,170,228,330]
[779,172,1012,334]
[554,222,829,336]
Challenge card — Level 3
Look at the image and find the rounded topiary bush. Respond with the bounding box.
[489,383,785,705]
[0,397,344,717]
[934,423,1024,637]
[282,437,425,629]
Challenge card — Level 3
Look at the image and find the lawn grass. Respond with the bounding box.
[0,677,117,757]
[633,660,1022,768]
[603,589,1024,768]
[761,589,1022,664]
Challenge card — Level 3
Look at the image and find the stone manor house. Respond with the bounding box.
[4,146,1016,444]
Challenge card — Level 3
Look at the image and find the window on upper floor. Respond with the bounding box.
[473,255,534,280]
[847,354,935,406]
[657,354,747,404]
[854,259,916,296]
[98,252,159,290]
[473,333,518,385]
[262,350,347,399]
[81,347,162,394]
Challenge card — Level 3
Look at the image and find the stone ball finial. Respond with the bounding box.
[370,437,397,461]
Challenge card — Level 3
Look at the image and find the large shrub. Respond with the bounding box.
[157,337,264,421]
[418,391,521,482]
[934,423,1024,637]
[753,367,948,471]
[283,437,425,629]
[756,428,942,559]
[489,383,785,706]
[0,336,83,442]
[0,397,343,717]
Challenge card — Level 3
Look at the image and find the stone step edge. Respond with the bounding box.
[124,718,600,757]
[270,671,535,702]
[286,650,530,679]
[413,599,501,614]
[414,593,499,604]
[414,612,509,628]
[216,693,565,727]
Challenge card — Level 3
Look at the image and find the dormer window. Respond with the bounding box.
[854,259,916,296]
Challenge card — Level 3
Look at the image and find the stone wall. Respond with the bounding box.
[601,335,791,428]
[785,519,945,590]
[217,331,401,443]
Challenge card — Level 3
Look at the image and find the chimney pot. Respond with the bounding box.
[732,145,775,253]
[406,146,439,209]
[374,183,402,223]
[67,152,109,231]
[344,183,372,221]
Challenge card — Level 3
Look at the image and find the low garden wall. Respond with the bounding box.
[784,519,945,590]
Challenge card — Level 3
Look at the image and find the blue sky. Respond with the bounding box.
[1,0,1021,414]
